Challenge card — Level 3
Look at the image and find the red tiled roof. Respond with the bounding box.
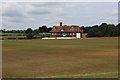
[50,26,83,32]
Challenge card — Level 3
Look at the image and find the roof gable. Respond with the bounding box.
[69,27,75,30]
[60,29,64,32]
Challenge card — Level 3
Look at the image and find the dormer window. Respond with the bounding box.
[70,27,75,30]
[52,27,56,31]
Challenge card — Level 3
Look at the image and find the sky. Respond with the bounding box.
[1,2,118,30]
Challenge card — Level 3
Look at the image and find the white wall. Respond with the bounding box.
[76,33,81,38]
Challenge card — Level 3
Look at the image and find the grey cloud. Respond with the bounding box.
[2,10,24,17]
[30,2,61,7]
[2,3,24,17]
[28,9,51,15]
[2,2,118,30]
[27,2,62,15]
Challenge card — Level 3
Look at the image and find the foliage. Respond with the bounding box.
[87,23,119,37]
[25,28,34,39]
[87,28,103,37]
[26,33,34,39]
[1,23,120,38]
[25,28,33,34]
[81,26,92,33]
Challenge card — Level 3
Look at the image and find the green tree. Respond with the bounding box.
[47,27,52,32]
[33,29,39,35]
[25,28,33,34]
[39,27,43,33]
[111,27,118,37]
[25,28,34,39]
[26,34,34,39]
[116,23,120,36]
[39,25,48,33]
[87,28,103,37]
[42,25,48,33]
[99,23,108,37]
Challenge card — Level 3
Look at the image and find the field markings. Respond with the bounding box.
[35,72,118,78]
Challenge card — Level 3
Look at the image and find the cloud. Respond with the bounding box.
[2,2,25,17]
[2,10,24,17]
[30,2,60,7]
[111,9,118,15]
[105,17,118,22]
[1,2,118,30]
[26,2,65,15]
[27,6,51,15]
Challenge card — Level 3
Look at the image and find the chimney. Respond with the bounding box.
[60,22,62,26]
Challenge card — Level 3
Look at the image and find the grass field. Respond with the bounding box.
[2,37,118,78]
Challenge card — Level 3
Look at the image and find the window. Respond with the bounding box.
[70,33,72,35]
[70,33,75,35]
[56,33,60,35]
[52,27,56,31]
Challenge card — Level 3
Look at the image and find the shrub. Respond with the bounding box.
[26,34,34,39]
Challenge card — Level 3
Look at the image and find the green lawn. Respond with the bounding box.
[82,33,87,38]
[2,37,118,78]
[1,33,25,36]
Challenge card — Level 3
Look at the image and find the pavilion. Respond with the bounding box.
[50,22,83,38]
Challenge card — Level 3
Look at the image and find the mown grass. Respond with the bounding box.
[1,36,26,39]
[82,33,87,38]
[1,33,25,36]
[2,37,118,78]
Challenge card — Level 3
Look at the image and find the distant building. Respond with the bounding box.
[50,22,83,38]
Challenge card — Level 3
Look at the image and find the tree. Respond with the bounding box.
[39,27,43,33]
[25,28,34,39]
[25,28,33,34]
[81,26,84,30]
[116,23,120,36]
[82,26,92,33]
[99,23,108,37]
[87,28,103,37]
[111,27,118,37]
[33,29,39,35]
[42,25,48,33]
[87,23,119,37]
[47,27,52,32]
[1,29,6,33]
[26,33,34,39]
[39,25,48,33]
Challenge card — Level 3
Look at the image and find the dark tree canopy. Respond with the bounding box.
[25,28,33,34]
[39,25,48,33]
[87,23,119,37]
[25,28,34,39]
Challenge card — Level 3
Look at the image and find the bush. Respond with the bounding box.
[8,38,16,40]
[26,34,34,39]
[18,37,26,39]
[33,37,41,39]
[87,28,104,37]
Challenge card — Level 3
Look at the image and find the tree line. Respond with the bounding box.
[81,23,120,37]
[1,23,120,38]
[1,25,52,34]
